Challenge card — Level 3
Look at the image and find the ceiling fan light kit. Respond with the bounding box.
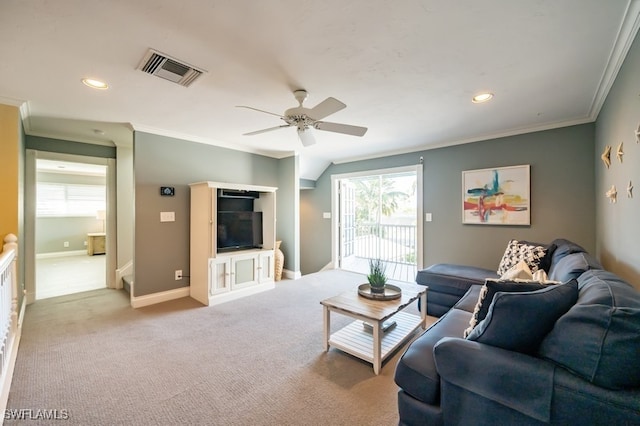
[237,90,367,146]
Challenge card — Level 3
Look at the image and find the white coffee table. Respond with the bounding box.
[321,282,427,374]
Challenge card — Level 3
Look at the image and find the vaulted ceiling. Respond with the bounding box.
[1,1,639,179]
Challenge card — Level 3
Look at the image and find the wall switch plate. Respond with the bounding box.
[160,211,175,222]
[425,213,432,222]
[63,241,69,247]
[175,270,182,280]
[323,212,331,219]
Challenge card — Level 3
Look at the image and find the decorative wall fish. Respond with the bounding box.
[616,142,624,163]
[606,185,617,203]
[601,145,611,168]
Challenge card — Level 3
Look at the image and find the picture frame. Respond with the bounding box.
[462,164,530,225]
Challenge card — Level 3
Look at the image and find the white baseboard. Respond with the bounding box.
[115,260,133,290]
[131,286,190,308]
[36,250,87,259]
[320,262,335,272]
[282,269,301,280]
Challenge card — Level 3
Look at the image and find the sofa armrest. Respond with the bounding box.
[434,337,555,423]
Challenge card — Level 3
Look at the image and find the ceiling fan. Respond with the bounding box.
[237,90,367,147]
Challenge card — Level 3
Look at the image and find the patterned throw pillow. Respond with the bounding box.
[497,239,548,276]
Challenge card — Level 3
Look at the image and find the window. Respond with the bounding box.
[37,183,106,217]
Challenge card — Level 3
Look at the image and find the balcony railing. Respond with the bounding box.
[342,223,417,282]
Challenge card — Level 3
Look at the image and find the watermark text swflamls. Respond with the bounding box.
[4,409,69,421]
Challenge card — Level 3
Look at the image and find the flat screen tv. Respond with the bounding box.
[217,211,263,252]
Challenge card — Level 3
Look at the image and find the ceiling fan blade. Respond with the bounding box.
[308,97,346,120]
[315,121,368,137]
[243,124,291,136]
[236,105,284,118]
[297,128,316,147]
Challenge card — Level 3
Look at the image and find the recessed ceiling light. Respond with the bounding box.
[472,92,494,103]
[81,78,109,90]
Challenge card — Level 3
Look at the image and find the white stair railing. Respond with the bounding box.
[0,233,19,417]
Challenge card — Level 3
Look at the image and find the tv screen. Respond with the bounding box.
[217,211,263,252]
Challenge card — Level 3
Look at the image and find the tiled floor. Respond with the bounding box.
[35,254,106,300]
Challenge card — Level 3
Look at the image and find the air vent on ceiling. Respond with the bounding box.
[137,49,205,87]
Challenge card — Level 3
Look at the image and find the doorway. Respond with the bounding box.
[35,159,107,299]
[25,150,117,304]
[332,165,423,282]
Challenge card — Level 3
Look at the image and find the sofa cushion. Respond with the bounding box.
[463,279,548,337]
[394,308,471,405]
[497,239,549,276]
[452,285,482,314]
[467,280,578,353]
[416,264,498,295]
[548,251,602,283]
[538,270,640,390]
[549,238,586,264]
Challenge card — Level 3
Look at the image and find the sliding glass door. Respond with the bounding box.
[334,166,421,282]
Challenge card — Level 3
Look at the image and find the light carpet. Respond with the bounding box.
[6,269,433,426]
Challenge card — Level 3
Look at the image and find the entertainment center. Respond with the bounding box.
[189,181,277,306]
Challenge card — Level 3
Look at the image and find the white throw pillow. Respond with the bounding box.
[500,260,533,280]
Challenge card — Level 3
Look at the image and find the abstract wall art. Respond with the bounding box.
[462,164,530,225]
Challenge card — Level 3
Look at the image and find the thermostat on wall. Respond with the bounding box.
[160,186,175,196]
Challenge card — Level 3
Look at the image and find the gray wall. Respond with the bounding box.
[26,135,116,158]
[595,29,640,289]
[276,155,300,274]
[133,132,279,297]
[301,124,596,275]
[36,217,103,253]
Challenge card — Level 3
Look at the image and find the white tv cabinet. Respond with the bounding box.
[189,181,277,306]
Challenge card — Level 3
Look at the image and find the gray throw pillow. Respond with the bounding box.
[463,279,547,338]
[466,280,578,354]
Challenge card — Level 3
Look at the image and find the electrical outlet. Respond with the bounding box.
[175,270,182,280]
[63,241,69,248]
[83,241,88,246]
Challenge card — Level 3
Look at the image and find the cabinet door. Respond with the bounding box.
[231,253,259,290]
[258,250,275,283]
[209,258,231,296]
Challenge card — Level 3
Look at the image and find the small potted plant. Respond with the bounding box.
[367,258,388,294]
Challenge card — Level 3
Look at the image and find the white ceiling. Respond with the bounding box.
[1,1,639,180]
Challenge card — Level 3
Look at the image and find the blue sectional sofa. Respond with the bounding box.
[394,239,640,425]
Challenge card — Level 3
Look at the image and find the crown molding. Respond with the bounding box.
[588,0,640,119]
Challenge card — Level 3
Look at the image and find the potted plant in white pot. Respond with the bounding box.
[367,258,388,294]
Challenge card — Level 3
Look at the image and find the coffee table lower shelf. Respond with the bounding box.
[328,311,422,370]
